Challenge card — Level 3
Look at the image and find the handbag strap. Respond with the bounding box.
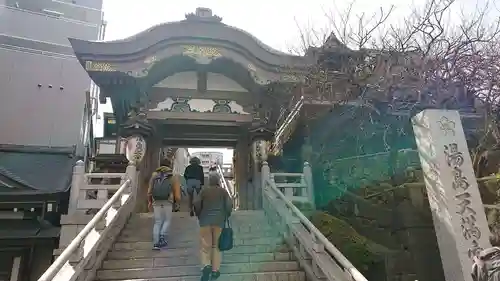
[222,192,231,228]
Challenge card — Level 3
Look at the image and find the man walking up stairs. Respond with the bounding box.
[93,210,305,281]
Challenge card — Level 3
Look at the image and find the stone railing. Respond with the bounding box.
[38,161,138,281]
[262,162,314,207]
[216,164,238,210]
[261,161,367,281]
[69,161,132,214]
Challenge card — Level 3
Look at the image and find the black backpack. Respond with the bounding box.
[152,172,173,201]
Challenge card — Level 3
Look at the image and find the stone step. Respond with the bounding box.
[134,210,266,216]
[102,252,294,269]
[129,212,266,220]
[113,236,283,250]
[128,217,269,222]
[120,224,275,236]
[96,261,300,280]
[113,237,283,250]
[129,211,267,221]
[125,222,270,230]
[116,229,278,242]
[125,217,270,226]
[95,271,305,281]
[106,244,291,260]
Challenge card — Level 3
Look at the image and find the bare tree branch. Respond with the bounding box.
[282,0,500,165]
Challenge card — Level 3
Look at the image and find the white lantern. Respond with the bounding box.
[125,135,147,164]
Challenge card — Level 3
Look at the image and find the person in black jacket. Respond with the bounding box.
[184,157,205,216]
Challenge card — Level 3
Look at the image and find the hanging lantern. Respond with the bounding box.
[125,135,147,164]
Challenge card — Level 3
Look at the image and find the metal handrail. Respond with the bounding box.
[216,165,232,196]
[38,179,132,281]
[274,96,304,141]
[264,177,368,281]
[216,165,238,209]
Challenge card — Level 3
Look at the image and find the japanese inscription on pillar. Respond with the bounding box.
[444,142,483,257]
[412,109,490,281]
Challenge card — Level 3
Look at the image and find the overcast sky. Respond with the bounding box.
[96,0,499,162]
[101,0,496,47]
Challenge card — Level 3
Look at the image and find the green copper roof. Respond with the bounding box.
[0,219,60,239]
[0,145,75,195]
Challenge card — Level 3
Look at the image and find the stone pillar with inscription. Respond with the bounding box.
[412,109,490,281]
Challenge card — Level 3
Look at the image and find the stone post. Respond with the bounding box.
[68,160,85,215]
[303,162,315,209]
[125,163,138,203]
[412,109,490,281]
[261,161,270,196]
[56,161,92,267]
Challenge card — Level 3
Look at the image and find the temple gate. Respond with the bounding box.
[70,7,312,210]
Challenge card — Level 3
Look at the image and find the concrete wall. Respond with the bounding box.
[0,0,103,147]
[0,51,91,146]
[0,5,99,45]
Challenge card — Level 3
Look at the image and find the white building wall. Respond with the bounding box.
[191,151,224,173]
[173,148,190,176]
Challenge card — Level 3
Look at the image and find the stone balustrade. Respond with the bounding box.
[40,161,138,281]
[262,162,314,207]
[69,162,131,214]
[261,161,367,281]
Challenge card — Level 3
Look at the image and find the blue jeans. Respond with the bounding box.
[186,179,202,194]
[153,201,172,244]
[186,179,201,211]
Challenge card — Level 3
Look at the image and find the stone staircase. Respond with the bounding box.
[40,162,367,281]
[94,210,306,281]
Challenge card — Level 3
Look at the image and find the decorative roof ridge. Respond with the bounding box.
[184,7,223,23]
[0,144,75,155]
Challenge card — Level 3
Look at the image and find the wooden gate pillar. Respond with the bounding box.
[235,137,250,210]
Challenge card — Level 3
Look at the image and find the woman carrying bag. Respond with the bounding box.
[193,173,233,281]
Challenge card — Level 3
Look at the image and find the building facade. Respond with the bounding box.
[191,151,224,174]
[68,7,312,210]
[0,1,105,281]
[0,0,104,148]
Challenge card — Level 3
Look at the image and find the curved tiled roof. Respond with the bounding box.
[0,145,75,195]
[69,8,311,69]
[107,19,290,57]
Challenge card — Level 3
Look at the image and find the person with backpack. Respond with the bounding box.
[183,157,205,217]
[193,173,233,281]
[472,234,500,281]
[147,159,181,250]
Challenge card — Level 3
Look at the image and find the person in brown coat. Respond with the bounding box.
[193,173,232,281]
